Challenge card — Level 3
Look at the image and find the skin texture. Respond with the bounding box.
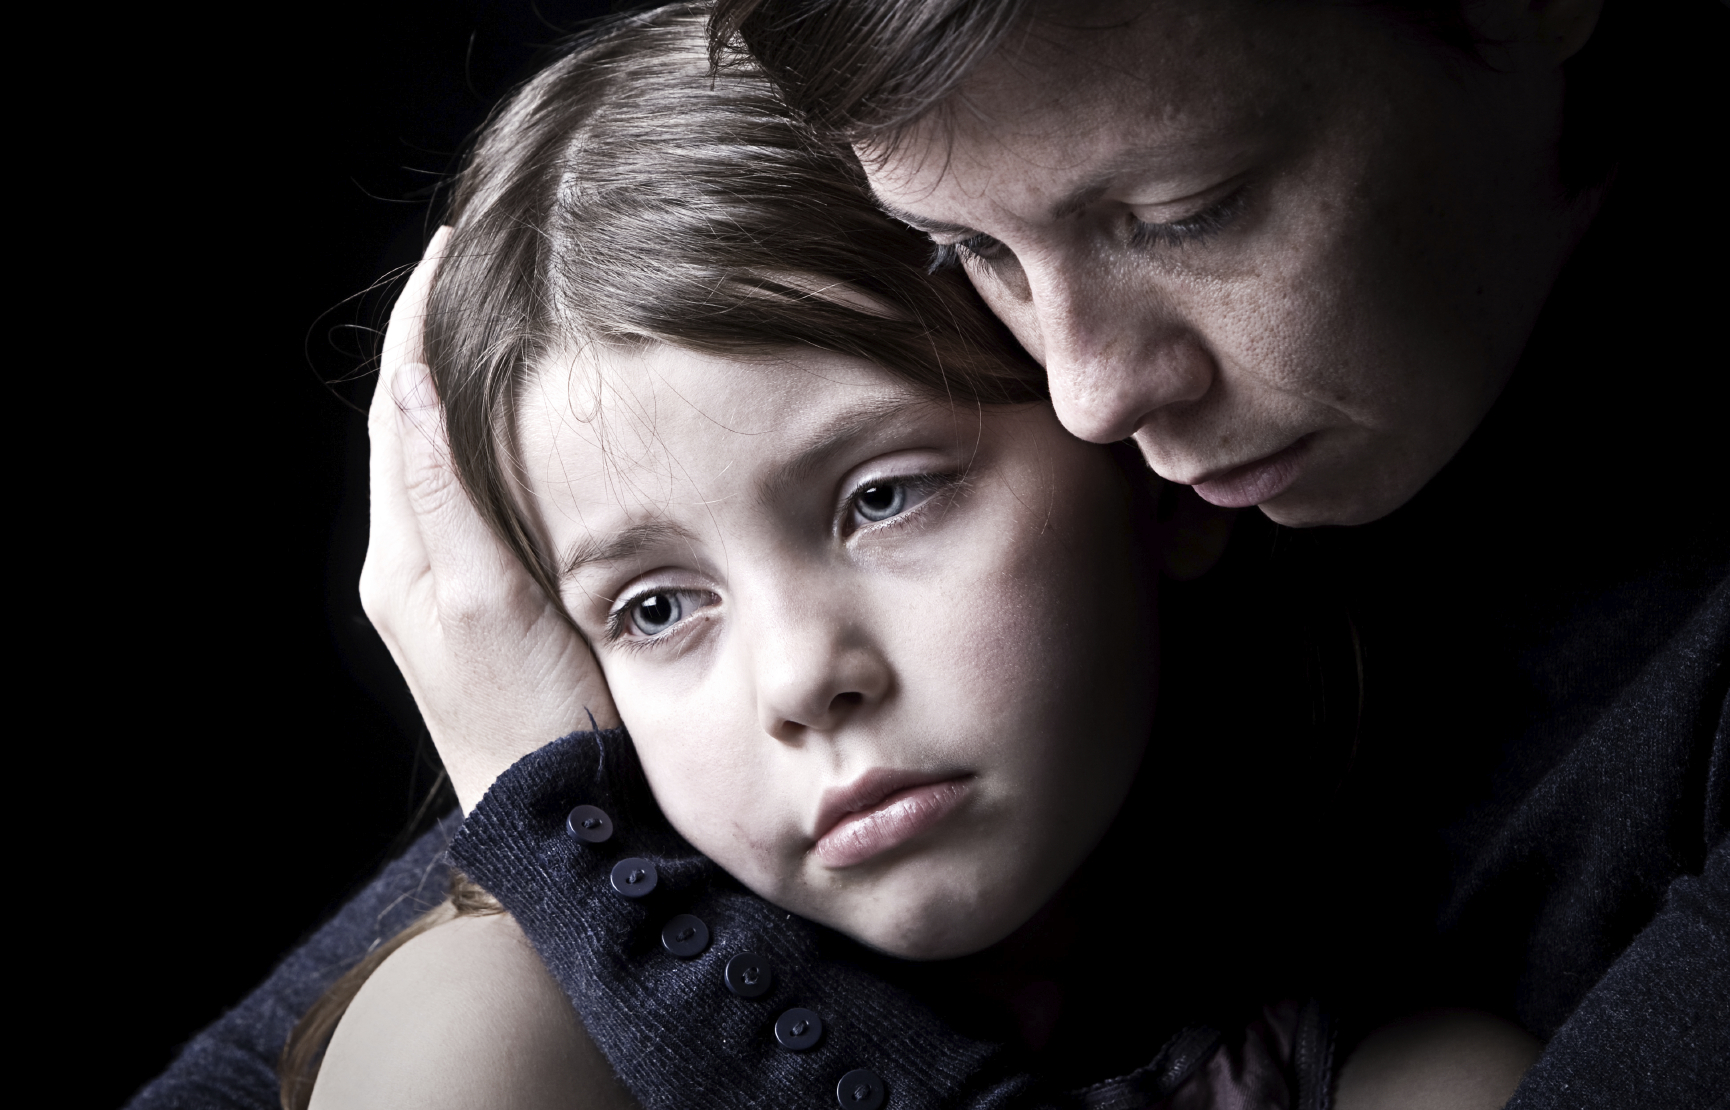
[864,0,1605,525]
[517,341,1156,959]
[1334,1009,1541,1110]
[309,912,639,1110]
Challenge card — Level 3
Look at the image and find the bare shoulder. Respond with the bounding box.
[1334,1008,1541,1110]
[309,912,640,1110]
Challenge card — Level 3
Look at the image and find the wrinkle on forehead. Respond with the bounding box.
[862,0,1302,206]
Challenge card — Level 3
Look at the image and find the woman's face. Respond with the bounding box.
[518,343,1155,959]
[864,0,1599,526]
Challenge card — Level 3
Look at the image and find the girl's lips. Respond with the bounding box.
[1191,437,1309,508]
[812,775,973,869]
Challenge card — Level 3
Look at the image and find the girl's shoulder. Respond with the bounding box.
[309,912,639,1110]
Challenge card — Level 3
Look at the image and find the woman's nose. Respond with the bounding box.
[753,609,892,742]
[1022,260,1217,444]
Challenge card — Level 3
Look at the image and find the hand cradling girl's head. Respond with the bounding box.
[425,4,1158,960]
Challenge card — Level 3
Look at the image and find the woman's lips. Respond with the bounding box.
[1191,437,1309,508]
[812,773,973,869]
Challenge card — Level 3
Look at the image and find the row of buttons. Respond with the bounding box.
[567,803,888,1109]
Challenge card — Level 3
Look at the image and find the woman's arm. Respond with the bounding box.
[309,912,639,1110]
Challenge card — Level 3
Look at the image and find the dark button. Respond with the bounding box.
[774,1007,823,1051]
[565,805,614,843]
[660,914,710,958]
[723,952,773,998]
[836,1069,885,1110]
[609,857,658,898]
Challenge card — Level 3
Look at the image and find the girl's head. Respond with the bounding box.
[427,4,1156,959]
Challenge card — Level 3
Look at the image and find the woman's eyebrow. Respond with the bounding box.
[875,136,1266,229]
[559,520,699,581]
[871,195,977,237]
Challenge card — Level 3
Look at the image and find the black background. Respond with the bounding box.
[84,2,623,1104]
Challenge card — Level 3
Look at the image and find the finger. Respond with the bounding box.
[363,227,453,631]
[390,363,620,729]
[382,226,453,376]
[361,356,432,642]
[391,360,525,599]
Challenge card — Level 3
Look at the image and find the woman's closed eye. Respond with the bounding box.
[928,182,1252,270]
[929,232,1008,272]
[1127,183,1251,250]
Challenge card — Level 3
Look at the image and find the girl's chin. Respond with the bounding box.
[753,855,1046,959]
[831,898,1032,961]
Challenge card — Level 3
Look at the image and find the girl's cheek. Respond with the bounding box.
[613,659,775,866]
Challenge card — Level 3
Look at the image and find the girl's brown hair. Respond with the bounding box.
[280,5,1040,1104]
[425,1,1042,616]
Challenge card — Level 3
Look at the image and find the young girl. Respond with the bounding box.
[291,6,1539,1109]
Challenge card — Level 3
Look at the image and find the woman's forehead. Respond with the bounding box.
[866,1,1348,197]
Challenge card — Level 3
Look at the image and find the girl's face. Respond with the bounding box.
[519,343,1155,959]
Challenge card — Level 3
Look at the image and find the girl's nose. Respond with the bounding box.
[753,614,892,742]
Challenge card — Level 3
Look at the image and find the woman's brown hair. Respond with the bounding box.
[279,5,1041,1104]
[713,0,1636,192]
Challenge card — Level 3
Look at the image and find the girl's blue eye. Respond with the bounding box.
[854,481,907,523]
[630,592,682,636]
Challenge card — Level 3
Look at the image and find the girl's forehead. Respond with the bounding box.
[519,341,948,509]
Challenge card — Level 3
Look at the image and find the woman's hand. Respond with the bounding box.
[361,227,620,815]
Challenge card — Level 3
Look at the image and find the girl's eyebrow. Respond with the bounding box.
[760,395,935,505]
[559,397,934,583]
[559,520,699,581]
